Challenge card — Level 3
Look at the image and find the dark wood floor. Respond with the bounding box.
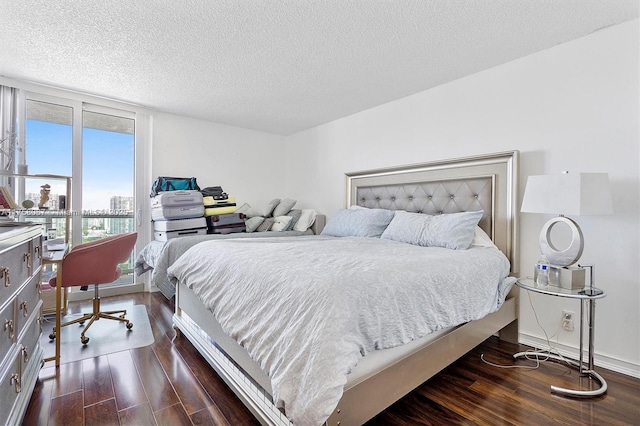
[24,292,639,425]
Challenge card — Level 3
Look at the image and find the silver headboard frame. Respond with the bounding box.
[345,151,519,274]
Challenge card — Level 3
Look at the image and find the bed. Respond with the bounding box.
[169,151,520,425]
[134,216,326,299]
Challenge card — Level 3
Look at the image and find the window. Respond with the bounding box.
[23,95,138,292]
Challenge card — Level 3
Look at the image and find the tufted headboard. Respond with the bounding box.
[345,151,519,273]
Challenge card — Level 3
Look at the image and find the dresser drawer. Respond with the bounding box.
[0,351,20,426]
[16,273,42,339]
[19,312,42,376]
[31,235,43,277]
[0,240,31,305]
[0,299,16,367]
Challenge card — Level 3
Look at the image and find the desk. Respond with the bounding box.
[515,278,607,398]
[42,244,69,367]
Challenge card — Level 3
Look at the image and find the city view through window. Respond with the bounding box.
[21,100,135,284]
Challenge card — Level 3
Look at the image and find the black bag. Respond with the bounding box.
[150,176,200,197]
[200,186,228,200]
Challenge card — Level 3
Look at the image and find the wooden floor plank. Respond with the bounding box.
[130,344,181,412]
[153,402,193,426]
[49,359,83,398]
[190,404,232,426]
[107,349,148,411]
[84,398,120,426]
[152,333,214,415]
[118,402,156,425]
[81,355,115,407]
[49,389,84,426]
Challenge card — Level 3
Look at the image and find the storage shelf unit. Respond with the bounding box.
[0,173,71,244]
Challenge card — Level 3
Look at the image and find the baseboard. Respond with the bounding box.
[519,333,640,379]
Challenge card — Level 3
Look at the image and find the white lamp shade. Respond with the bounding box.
[521,172,613,216]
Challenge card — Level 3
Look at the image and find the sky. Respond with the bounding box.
[25,120,134,210]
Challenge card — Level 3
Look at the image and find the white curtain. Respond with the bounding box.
[0,85,19,172]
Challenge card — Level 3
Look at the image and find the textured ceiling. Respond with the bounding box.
[0,1,637,135]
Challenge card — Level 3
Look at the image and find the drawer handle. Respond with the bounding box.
[20,300,28,317]
[24,252,32,274]
[10,373,21,393]
[4,319,14,339]
[1,267,9,287]
[38,316,43,333]
[35,245,42,260]
[22,346,29,363]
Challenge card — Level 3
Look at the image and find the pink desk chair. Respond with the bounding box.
[48,232,137,345]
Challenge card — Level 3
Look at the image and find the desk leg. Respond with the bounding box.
[43,274,62,366]
[54,265,62,367]
[514,299,607,398]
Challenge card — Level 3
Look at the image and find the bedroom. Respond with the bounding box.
[0,1,638,425]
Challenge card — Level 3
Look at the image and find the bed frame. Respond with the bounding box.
[173,150,520,425]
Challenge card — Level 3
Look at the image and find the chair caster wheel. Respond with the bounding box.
[126,322,133,330]
[49,332,56,340]
[81,336,89,345]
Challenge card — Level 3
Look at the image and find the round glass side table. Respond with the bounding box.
[515,278,607,398]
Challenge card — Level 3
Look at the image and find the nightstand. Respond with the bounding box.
[515,278,607,398]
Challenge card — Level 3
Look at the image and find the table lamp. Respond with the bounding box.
[520,171,613,291]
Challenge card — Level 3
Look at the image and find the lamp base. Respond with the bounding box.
[548,266,585,290]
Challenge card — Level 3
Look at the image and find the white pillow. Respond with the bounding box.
[381,210,483,250]
[321,208,394,237]
[273,198,297,217]
[379,211,427,246]
[293,209,317,232]
[471,226,497,248]
[271,215,293,232]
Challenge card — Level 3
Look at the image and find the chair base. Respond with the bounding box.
[49,296,133,345]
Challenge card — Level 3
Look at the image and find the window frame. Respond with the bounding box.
[4,81,153,297]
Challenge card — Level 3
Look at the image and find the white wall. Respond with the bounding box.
[284,20,639,375]
[152,112,286,205]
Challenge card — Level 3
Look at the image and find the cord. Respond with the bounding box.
[480,353,541,369]
[480,290,572,370]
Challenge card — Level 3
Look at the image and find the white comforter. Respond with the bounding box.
[167,235,515,425]
[134,230,312,299]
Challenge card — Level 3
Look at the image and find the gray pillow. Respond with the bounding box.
[381,210,483,250]
[256,217,275,232]
[273,198,297,217]
[245,199,280,218]
[245,216,264,233]
[283,209,302,231]
[321,208,395,238]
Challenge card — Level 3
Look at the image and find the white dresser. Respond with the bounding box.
[0,224,43,426]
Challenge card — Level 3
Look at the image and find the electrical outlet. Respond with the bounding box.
[562,310,574,331]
